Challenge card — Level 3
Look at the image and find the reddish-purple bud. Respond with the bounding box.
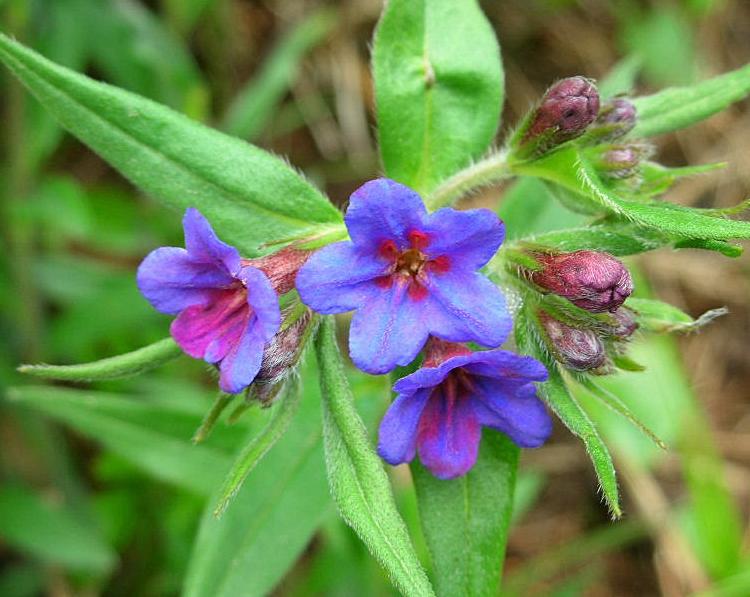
[530,250,633,313]
[539,312,606,371]
[518,77,600,154]
[609,308,639,339]
[243,246,311,295]
[594,143,652,179]
[592,98,637,140]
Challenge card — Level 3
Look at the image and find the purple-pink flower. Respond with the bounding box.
[378,338,551,479]
[296,178,511,374]
[137,208,281,393]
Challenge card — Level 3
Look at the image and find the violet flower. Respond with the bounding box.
[378,338,551,479]
[137,208,281,393]
[296,178,511,374]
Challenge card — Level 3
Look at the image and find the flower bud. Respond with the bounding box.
[529,250,633,313]
[515,77,600,157]
[594,143,652,180]
[254,307,316,404]
[539,312,606,371]
[608,307,639,339]
[591,98,637,141]
[243,246,311,295]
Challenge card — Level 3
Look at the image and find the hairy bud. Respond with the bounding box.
[530,250,633,313]
[591,98,637,141]
[608,307,639,339]
[594,142,653,179]
[254,308,316,404]
[243,246,311,295]
[539,312,606,371]
[514,77,600,157]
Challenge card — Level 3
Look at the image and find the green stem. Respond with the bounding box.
[192,393,234,444]
[425,149,511,210]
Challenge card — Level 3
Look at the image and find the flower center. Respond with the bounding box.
[377,230,451,300]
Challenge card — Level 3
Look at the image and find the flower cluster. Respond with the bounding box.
[138,179,552,478]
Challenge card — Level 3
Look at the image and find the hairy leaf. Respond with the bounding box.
[373,0,503,194]
[411,432,518,596]
[315,317,434,597]
[0,33,342,255]
[626,298,728,333]
[18,337,182,381]
[632,63,750,137]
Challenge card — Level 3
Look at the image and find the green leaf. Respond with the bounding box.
[517,223,669,256]
[0,484,116,574]
[315,317,434,597]
[626,297,728,333]
[18,337,182,381]
[517,146,750,242]
[0,33,342,255]
[222,8,335,140]
[183,366,331,597]
[515,308,621,517]
[213,378,301,516]
[373,0,503,194]
[632,63,750,137]
[411,431,518,597]
[8,386,230,495]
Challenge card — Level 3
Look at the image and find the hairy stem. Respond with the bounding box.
[425,149,512,210]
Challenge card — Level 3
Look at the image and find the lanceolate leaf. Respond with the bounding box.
[184,371,331,597]
[632,63,750,137]
[518,224,669,256]
[515,309,621,517]
[411,432,519,597]
[315,317,434,597]
[626,298,728,333]
[0,33,342,255]
[373,0,503,194]
[18,337,182,381]
[213,378,302,516]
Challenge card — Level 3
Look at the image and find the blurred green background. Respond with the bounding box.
[1,0,749,595]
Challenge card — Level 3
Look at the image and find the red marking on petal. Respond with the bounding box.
[407,229,430,251]
[378,239,399,261]
[375,275,393,289]
[407,281,428,301]
[428,255,451,274]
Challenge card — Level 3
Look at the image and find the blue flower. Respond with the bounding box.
[137,208,281,393]
[296,178,511,374]
[377,339,551,479]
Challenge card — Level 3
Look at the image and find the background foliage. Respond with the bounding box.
[1,0,749,595]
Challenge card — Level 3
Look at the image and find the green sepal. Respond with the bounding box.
[626,298,728,334]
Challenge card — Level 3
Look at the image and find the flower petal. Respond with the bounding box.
[239,265,281,341]
[348,280,429,374]
[296,241,387,314]
[425,271,512,347]
[170,289,248,361]
[417,390,481,479]
[183,208,241,275]
[345,179,427,252]
[463,350,548,382]
[472,378,553,447]
[137,247,236,315]
[377,388,432,466]
[218,319,267,393]
[422,207,505,269]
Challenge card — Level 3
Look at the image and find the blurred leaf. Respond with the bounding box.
[9,386,230,495]
[315,317,434,597]
[88,0,209,118]
[0,484,116,574]
[163,0,215,33]
[515,308,621,517]
[183,365,331,597]
[510,470,546,525]
[222,8,336,140]
[0,33,343,255]
[598,54,642,99]
[626,298,727,333]
[19,337,182,381]
[411,431,518,597]
[632,63,750,137]
[0,562,44,597]
[213,378,301,516]
[373,0,503,194]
